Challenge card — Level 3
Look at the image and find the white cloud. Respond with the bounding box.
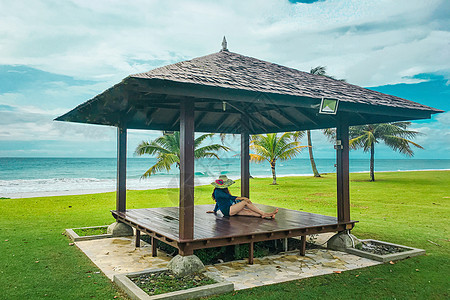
[434,110,450,126]
[0,103,114,141]
[411,112,450,155]
[0,0,449,158]
[0,0,448,86]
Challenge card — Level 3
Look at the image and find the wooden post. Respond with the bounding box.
[336,116,350,223]
[179,99,195,253]
[241,127,250,198]
[300,235,306,256]
[248,242,254,264]
[135,230,141,247]
[116,126,127,212]
[151,237,158,257]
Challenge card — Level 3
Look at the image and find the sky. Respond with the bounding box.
[0,0,449,160]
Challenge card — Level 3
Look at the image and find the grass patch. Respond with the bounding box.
[0,170,448,299]
[130,270,216,296]
[72,226,108,237]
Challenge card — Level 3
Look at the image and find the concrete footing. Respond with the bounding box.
[107,221,133,237]
[167,254,205,277]
[346,239,426,262]
[327,231,361,251]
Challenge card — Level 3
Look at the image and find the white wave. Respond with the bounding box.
[2,169,448,199]
[0,175,223,198]
[0,178,114,196]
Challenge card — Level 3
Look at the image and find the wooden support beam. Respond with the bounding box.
[213,112,232,132]
[169,114,180,128]
[116,126,127,212]
[130,77,320,111]
[225,101,264,133]
[293,107,319,126]
[194,103,215,125]
[195,111,208,125]
[136,102,243,114]
[300,235,306,256]
[241,117,250,198]
[135,230,141,248]
[275,108,305,129]
[336,115,350,223]
[151,237,158,257]
[249,242,254,264]
[256,110,283,130]
[145,108,159,126]
[179,99,195,243]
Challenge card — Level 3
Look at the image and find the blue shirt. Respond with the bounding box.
[213,189,238,217]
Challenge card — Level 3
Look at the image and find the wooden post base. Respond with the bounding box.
[151,237,158,257]
[300,235,306,256]
[248,242,254,264]
[135,230,141,247]
[179,243,194,256]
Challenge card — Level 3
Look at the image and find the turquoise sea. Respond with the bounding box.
[0,157,449,198]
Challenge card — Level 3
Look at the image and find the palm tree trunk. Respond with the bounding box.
[307,130,321,177]
[370,142,375,181]
[270,161,277,185]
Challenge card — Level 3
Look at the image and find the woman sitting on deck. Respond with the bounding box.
[206,175,278,219]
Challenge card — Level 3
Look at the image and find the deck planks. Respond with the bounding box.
[112,204,355,242]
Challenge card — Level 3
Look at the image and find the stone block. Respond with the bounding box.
[327,231,361,251]
[107,221,133,237]
[167,254,205,277]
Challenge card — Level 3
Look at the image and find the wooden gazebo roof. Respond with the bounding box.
[55,49,442,133]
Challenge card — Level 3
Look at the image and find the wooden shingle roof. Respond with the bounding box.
[55,49,442,133]
[133,50,440,112]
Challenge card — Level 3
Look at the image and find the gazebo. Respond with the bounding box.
[56,40,442,265]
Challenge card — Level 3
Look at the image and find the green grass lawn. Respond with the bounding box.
[0,171,448,299]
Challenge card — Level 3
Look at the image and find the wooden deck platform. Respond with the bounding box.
[112,204,357,262]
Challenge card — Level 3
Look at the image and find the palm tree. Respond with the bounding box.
[292,128,320,177]
[250,133,306,185]
[304,66,345,177]
[310,65,346,82]
[306,130,321,177]
[135,132,230,178]
[291,130,321,177]
[349,122,423,181]
[310,66,327,77]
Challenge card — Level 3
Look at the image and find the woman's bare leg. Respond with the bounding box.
[229,199,264,216]
[229,199,277,217]
[234,209,262,217]
[229,200,258,216]
[268,208,279,218]
[243,200,279,218]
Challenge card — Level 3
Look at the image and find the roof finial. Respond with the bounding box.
[221,36,228,51]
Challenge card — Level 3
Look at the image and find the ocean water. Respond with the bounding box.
[0,157,449,198]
